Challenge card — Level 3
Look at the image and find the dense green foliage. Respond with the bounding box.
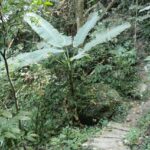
[0,0,149,149]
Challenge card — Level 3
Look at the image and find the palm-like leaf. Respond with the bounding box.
[73,12,99,47]
[24,13,72,48]
[83,23,131,52]
[70,49,88,61]
[0,48,63,73]
[71,22,131,61]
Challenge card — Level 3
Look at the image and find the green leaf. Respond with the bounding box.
[51,137,60,145]
[72,23,131,61]
[137,14,150,22]
[71,50,89,61]
[36,0,42,5]
[26,133,38,142]
[0,137,4,146]
[15,111,31,121]
[73,12,99,47]
[0,48,64,73]
[1,110,12,118]
[24,13,72,48]
[4,132,16,139]
[44,1,53,6]
[144,56,150,61]
[28,133,38,137]
[139,5,150,12]
[17,115,31,121]
[11,128,20,134]
[83,22,131,52]
[26,136,36,142]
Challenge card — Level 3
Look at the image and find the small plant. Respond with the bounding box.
[0,109,33,149]
[124,128,141,146]
[112,103,130,122]
[124,111,150,149]
[49,126,100,150]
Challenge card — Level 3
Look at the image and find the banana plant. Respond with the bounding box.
[0,11,131,121]
[0,12,131,74]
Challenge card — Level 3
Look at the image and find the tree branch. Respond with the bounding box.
[0,4,21,129]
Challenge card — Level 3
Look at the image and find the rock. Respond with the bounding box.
[77,84,122,125]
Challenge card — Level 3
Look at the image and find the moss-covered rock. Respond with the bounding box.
[77,83,122,125]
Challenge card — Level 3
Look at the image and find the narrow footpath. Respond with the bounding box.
[82,62,150,150]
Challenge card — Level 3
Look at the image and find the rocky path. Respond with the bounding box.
[82,122,130,150]
[82,62,150,150]
[82,100,150,150]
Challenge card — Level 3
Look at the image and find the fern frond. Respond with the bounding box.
[83,23,131,52]
[24,13,72,48]
[73,12,99,47]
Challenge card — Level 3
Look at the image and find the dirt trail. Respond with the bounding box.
[82,62,150,150]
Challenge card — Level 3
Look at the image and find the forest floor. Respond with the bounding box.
[82,62,150,150]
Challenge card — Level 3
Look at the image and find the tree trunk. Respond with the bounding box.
[75,0,84,30]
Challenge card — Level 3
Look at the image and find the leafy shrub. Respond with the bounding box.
[112,103,131,122]
[49,126,100,150]
[75,42,138,97]
[125,128,141,146]
[0,109,35,149]
[125,111,150,149]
